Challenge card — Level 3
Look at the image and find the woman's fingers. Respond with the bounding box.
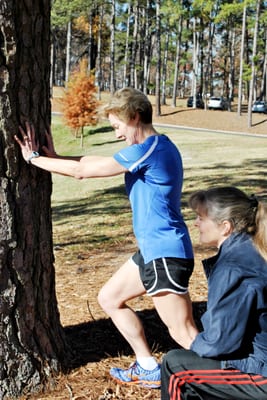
[14,122,41,163]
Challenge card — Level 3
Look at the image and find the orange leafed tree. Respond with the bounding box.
[62,59,99,146]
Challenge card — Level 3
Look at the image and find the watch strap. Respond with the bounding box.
[27,151,40,164]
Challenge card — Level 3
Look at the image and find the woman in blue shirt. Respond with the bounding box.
[15,88,198,388]
[161,186,267,400]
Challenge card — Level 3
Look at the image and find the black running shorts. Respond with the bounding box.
[132,250,194,296]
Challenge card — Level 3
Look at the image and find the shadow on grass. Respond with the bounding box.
[52,158,267,249]
[92,140,121,146]
[76,125,122,145]
[64,301,207,369]
[252,118,267,127]
[160,108,198,117]
[52,184,128,224]
[183,159,267,201]
[86,126,114,135]
[53,158,267,226]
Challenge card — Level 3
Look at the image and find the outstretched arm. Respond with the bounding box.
[14,123,127,179]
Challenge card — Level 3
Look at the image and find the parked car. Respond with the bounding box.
[252,100,267,114]
[187,96,204,109]
[208,96,228,110]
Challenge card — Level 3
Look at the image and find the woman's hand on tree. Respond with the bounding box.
[14,122,39,163]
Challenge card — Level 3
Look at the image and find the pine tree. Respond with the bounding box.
[0,1,69,396]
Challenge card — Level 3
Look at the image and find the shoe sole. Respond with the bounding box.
[111,376,161,389]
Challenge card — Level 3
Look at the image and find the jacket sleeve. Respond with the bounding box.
[190,265,256,358]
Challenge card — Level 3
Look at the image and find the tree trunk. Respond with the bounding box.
[207,18,215,97]
[237,4,246,116]
[259,27,267,100]
[155,0,161,116]
[96,3,104,99]
[228,28,236,110]
[65,20,71,84]
[110,0,116,94]
[171,18,182,107]
[248,0,260,128]
[192,17,199,106]
[143,0,151,96]
[0,1,69,398]
[123,2,131,88]
[130,2,139,89]
[87,10,93,74]
[161,30,169,105]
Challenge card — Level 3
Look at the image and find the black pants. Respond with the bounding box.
[161,349,267,400]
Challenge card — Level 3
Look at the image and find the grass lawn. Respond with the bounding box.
[51,115,267,251]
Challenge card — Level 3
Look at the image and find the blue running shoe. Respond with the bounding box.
[110,361,161,388]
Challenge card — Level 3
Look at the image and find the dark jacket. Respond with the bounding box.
[191,232,267,377]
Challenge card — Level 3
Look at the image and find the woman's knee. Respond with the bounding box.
[98,284,122,315]
[97,286,111,312]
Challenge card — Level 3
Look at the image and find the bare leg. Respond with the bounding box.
[153,292,198,349]
[98,258,152,358]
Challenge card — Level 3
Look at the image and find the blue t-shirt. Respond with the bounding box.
[113,134,193,263]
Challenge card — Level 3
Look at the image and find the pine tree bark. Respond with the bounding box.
[172,16,182,107]
[110,0,116,93]
[248,0,260,128]
[0,1,69,398]
[143,0,151,96]
[155,0,161,116]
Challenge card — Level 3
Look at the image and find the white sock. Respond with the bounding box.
[137,356,158,371]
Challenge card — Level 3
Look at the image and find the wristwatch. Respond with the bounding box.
[27,151,40,164]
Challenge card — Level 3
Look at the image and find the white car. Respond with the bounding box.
[252,101,267,114]
[208,96,228,110]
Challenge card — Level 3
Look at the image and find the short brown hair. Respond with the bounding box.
[102,87,153,124]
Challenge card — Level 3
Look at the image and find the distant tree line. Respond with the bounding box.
[51,0,267,119]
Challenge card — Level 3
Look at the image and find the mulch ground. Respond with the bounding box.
[25,245,210,400]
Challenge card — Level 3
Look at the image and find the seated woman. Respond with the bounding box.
[161,186,267,400]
